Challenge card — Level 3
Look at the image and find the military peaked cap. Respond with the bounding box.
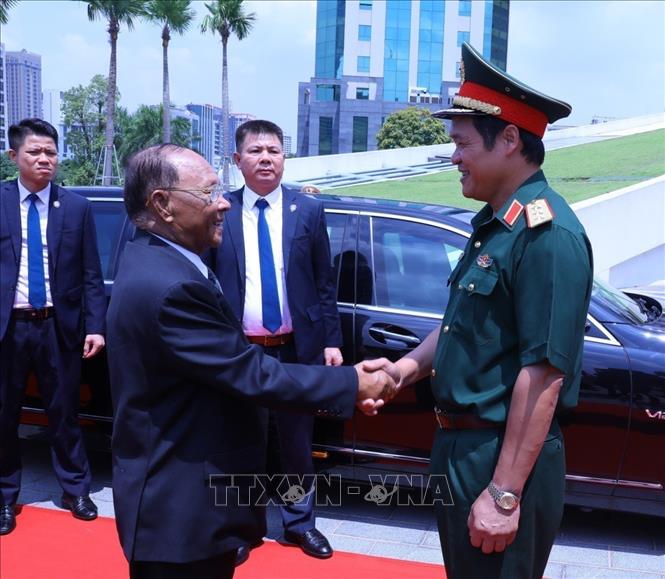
[434,43,572,137]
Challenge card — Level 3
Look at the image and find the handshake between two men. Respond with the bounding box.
[353,358,404,416]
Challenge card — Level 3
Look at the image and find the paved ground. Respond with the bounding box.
[12,431,665,578]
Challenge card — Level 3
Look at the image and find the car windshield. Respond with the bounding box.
[592,278,648,324]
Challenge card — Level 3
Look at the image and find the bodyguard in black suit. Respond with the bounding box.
[107,144,393,579]
[214,120,342,561]
[0,119,106,535]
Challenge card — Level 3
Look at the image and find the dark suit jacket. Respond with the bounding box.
[106,232,357,563]
[215,186,341,364]
[0,180,106,347]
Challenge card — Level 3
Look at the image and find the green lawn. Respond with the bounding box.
[329,129,665,210]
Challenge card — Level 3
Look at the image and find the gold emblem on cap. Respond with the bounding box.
[525,199,555,228]
[453,96,501,116]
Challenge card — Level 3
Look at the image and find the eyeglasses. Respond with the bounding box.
[159,184,224,205]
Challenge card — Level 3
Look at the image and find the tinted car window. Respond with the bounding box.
[371,216,465,314]
[90,200,126,279]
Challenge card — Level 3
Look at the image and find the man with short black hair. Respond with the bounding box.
[369,43,594,578]
[0,118,106,535]
[214,119,343,563]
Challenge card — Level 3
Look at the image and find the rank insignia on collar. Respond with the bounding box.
[502,199,524,227]
[525,199,554,228]
[476,254,493,268]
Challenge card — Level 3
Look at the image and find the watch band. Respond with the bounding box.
[487,481,520,511]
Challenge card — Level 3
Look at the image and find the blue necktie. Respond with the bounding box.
[255,198,281,333]
[27,193,47,309]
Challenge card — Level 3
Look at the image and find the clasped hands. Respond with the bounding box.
[354,358,402,416]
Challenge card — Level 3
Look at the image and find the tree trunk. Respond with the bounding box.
[103,19,119,186]
[162,24,171,143]
[222,34,230,192]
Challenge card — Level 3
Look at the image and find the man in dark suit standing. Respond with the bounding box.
[0,119,106,535]
[107,143,392,579]
[214,120,342,562]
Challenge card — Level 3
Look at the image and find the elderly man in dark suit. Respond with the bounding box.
[213,119,342,562]
[107,143,393,579]
[0,119,106,535]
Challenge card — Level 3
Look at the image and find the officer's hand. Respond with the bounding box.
[361,358,403,401]
[83,334,105,359]
[467,488,519,554]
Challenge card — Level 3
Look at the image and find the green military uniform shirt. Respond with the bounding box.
[431,170,593,423]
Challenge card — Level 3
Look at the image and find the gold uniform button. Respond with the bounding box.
[431,369,437,377]
[458,283,463,289]
[443,325,450,333]
[468,283,475,291]
[474,240,481,248]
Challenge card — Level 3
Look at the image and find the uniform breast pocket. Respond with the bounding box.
[458,265,499,344]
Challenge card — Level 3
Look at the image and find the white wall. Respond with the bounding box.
[573,175,665,287]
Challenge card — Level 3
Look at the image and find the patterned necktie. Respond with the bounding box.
[27,193,46,308]
[255,198,281,333]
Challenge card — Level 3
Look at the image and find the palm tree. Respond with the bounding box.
[0,0,19,24]
[83,0,146,185]
[201,0,255,191]
[145,0,194,143]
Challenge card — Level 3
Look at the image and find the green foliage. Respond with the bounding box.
[377,107,450,150]
[58,159,96,187]
[201,0,256,42]
[146,0,194,35]
[0,0,19,24]
[0,152,19,181]
[61,74,113,165]
[118,105,192,164]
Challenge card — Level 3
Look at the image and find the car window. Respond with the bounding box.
[592,278,648,324]
[327,211,361,304]
[371,216,466,315]
[90,200,126,280]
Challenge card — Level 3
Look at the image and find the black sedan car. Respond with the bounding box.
[20,186,665,517]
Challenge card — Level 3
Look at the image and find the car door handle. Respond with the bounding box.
[369,326,422,347]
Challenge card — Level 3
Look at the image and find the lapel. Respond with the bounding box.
[281,186,299,278]
[225,188,246,291]
[1,181,21,262]
[46,183,65,272]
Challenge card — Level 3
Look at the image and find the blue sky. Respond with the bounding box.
[3,0,664,143]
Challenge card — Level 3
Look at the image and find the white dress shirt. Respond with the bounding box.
[151,233,210,281]
[14,179,53,308]
[241,185,293,336]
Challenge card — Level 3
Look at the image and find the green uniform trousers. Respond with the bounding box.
[430,422,565,579]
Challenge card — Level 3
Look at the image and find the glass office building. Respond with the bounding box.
[298,0,509,156]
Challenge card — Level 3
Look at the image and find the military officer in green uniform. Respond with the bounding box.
[365,43,593,578]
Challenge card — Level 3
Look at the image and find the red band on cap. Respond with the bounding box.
[458,82,549,137]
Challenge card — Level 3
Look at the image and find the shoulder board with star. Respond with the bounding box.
[525,199,555,228]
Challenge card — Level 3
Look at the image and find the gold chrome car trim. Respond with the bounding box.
[313,444,430,464]
[566,474,663,490]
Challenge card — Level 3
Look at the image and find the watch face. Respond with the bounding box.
[498,493,518,510]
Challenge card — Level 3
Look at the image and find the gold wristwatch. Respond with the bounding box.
[487,481,520,511]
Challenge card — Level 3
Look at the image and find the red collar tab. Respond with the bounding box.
[458,82,549,137]
[502,199,524,228]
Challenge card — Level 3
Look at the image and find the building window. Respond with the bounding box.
[356,87,370,99]
[358,25,371,41]
[316,84,340,102]
[357,56,370,73]
[359,0,372,10]
[319,116,333,156]
[459,0,471,17]
[457,31,470,47]
[352,116,368,153]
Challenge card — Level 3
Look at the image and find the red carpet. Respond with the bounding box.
[0,506,446,579]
